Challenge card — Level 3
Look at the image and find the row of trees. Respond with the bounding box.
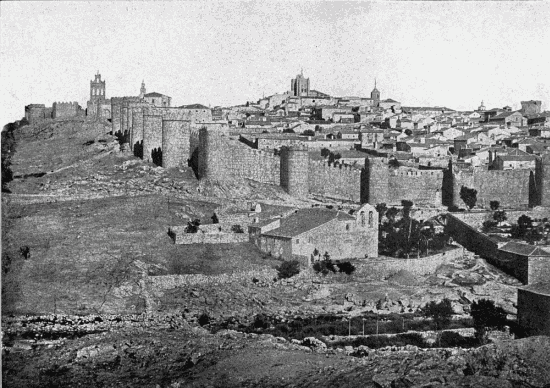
[423,298,508,344]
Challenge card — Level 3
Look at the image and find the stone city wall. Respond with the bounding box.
[142,115,163,163]
[146,106,213,124]
[451,168,531,209]
[445,214,499,259]
[308,161,362,202]
[227,141,281,185]
[387,169,443,206]
[25,104,46,124]
[52,102,80,119]
[110,98,123,134]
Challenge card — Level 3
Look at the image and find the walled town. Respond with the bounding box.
[3,70,550,387]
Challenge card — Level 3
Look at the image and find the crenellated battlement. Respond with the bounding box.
[309,160,362,175]
[391,169,443,178]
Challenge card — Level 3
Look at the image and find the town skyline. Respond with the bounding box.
[1,1,549,125]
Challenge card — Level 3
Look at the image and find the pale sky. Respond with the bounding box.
[1,1,549,125]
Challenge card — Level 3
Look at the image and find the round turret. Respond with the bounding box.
[280,145,309,197]
[540,154,550,207]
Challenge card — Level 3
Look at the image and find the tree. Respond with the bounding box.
[388,158,400,168]
[386,207,400,223]
[493,210,507,226]
[489,201,500,211]
[211,213,219,224]
[302,129,315,136]
[276,260,300,279]
[404,129,413,136]
[401,200,414,219]
[470,299,507,343]
[460,186,478,210]
[423,299,453,331]
[375,203,387,224]
[321,148,330,158]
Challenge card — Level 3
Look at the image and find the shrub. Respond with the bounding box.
[482,220,497,231]
[336,261,356,275]
[276,260,300,279]
[422,299,453,330]
[198,312,210,326]
[313,258,337,275]
[470,299,507,343]
[253,314,271,329]
[231,224,244,233]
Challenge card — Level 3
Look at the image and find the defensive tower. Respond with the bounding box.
[197,126,229,181]
[365,157,389,205]
[538,154,550,207]
[162,120,191,169]
[280,145,309,198]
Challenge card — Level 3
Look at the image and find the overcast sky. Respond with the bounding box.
[1,1,549,125]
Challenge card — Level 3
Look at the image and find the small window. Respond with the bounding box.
[369,211,373,227]
[346,224,350,231]
[296,239,299,244]
[360,212,365,227]
[308,237,313,243]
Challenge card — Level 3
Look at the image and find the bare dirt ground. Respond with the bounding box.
[2,118,549,387]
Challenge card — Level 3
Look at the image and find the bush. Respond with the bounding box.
[276,260,300,279]
[231,224,244,233]
[471,299,507,343]
[336,261,356,275]
[422,299,453,330]
[482,220,497,231]
[198,312,210,326]
[313,258,337,275]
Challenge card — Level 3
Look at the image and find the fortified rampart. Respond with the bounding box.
[450,167,531,209]
[388,169,443,205]
[142,115,163,163]
[445,214,499,259]
[227,142,281,184]
[110,97,123,134]
[24,104,46,124]
[52,102,80,119]
[308,161,362,202]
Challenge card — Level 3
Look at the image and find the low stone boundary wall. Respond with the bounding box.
[355,248,463,278]
[147,268,278,291]
[169,231,248,244]
[450,207,550,227]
